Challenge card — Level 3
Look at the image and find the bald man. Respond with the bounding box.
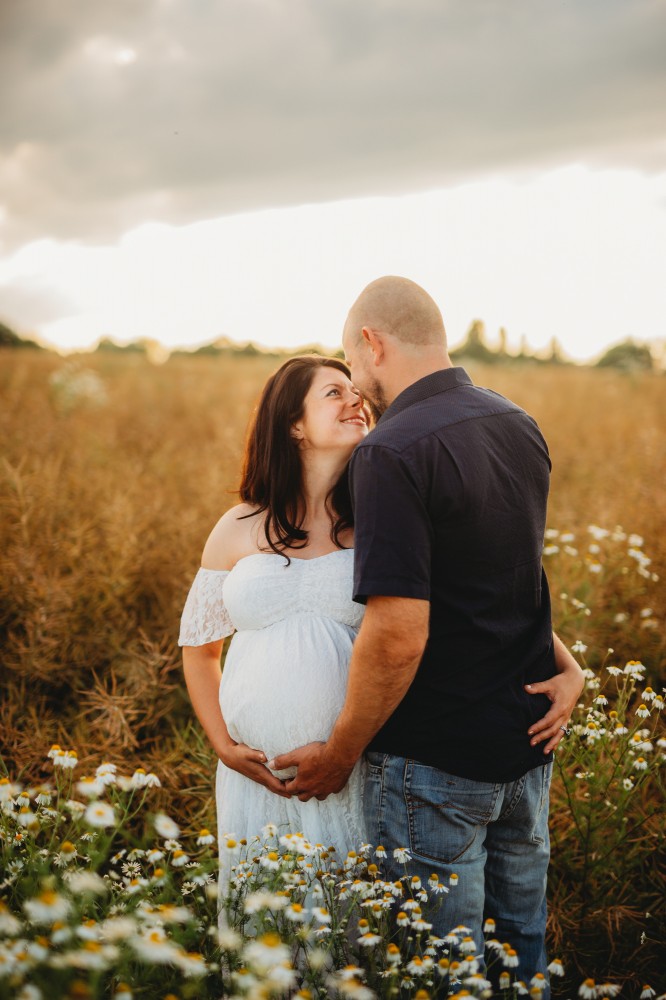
[271,276,584,989]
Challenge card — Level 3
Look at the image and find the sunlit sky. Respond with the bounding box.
[1,1,665,361]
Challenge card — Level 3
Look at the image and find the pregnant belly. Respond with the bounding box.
[219,620,354,774]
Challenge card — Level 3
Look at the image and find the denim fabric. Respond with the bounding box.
[364,752,552,993]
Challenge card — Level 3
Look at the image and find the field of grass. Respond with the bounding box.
[0,348,664,995]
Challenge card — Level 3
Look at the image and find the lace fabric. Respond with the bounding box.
[178,568,235,646]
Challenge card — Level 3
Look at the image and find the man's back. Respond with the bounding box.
[350,367,556,781]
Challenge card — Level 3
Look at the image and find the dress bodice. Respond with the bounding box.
[223,550,364,632]
[179,548,363,645]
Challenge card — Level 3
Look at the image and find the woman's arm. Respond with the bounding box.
[525,630,585,753]
[182,639,292,798]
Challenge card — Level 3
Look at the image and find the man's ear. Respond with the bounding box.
[361,326,385,365]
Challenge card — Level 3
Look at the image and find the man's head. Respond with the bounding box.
[342,276,450,419]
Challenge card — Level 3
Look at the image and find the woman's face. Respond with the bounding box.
[292,366,369,456]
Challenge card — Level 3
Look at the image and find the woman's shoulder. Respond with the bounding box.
[201,503,264,571]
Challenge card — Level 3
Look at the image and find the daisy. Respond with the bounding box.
[386,943,401,965]
[285,902,307,922]
[132,927,180,964]
[358,931,382,947]
[76,777,105,798]
[244,932,291,971]
[175,950,207,977]
[84,801,116,828]
[24,890,71,924]
[64,871,107,895]
[244,891,288,913]
[154,813,180,839]
[95,763,117,785]
[53,749,78,770]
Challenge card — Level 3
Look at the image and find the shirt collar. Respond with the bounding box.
[376,367,473,424]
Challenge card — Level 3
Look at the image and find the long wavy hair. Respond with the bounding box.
[239,356,354,558]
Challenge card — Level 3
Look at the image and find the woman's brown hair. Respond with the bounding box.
[239,356,354,558]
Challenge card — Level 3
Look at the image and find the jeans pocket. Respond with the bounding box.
[364,751,386,778]
[529,762,552,847]
[405,762,500,865]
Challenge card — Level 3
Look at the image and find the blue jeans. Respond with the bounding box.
[364,753,552,991]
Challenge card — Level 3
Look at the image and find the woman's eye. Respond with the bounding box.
[326,388,340,396]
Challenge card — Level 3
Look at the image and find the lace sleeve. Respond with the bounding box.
[178,568,236,646]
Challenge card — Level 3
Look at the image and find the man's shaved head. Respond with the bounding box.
[345,276,447,348]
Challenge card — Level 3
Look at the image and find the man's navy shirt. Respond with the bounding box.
[349,367,556,782]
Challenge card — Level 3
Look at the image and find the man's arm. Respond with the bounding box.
[525,631,585,753]
[268,595,430,801]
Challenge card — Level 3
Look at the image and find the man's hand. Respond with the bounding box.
[267,742,355,802]
[221,742,292,798]
[526,663,585,753]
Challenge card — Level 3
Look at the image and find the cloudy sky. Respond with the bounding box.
[1,0,665,359]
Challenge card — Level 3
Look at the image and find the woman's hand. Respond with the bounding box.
[221,741,293,798]
[526,632,585,753]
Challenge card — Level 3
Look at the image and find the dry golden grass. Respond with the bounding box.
[1,351,664,800]
[1,348,664,985]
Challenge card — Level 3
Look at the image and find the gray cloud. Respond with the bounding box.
[1,0,665,251]
[0,279,75,331]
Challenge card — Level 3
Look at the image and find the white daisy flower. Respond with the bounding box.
[95,763,117,785]
[24,890,71,924]
[132,927,180,963]
[154,813,180,839]
[84,801,117,828]
[244,932,291,971]
[76,777,105,798]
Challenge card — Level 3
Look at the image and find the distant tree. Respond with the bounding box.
[451,319,498,363]
[548,336,565,365]
[518,334,532,360]
[191,342,224,356]
[238,341,261,356]
[95,337,145,353]
[0,320,44,350]
[596,339,653,372]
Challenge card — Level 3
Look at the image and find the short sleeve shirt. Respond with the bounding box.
[349,367,556,782]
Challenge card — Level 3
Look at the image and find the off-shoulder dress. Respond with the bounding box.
[179,548,367,881]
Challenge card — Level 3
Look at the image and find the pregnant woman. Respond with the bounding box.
[179,356,369,881]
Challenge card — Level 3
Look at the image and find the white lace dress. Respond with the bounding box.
[179,549,367,878]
